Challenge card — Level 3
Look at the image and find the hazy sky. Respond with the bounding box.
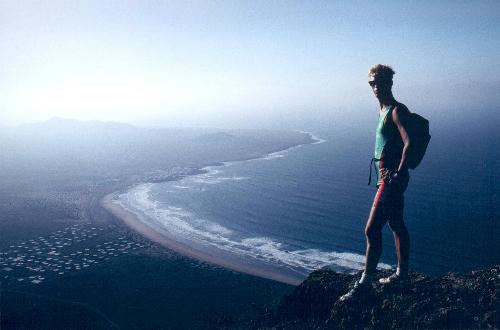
[1,1,499,128]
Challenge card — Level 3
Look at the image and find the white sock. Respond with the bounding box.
[359,272,373,284]
[396,267,409,278]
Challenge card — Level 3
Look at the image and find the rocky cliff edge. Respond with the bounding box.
[261,266,499,329]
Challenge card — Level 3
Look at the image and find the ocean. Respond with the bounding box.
[113,117,499,283]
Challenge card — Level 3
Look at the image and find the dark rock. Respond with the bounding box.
[254,265,499,329]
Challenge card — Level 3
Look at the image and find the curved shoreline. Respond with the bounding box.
[101,193,302,285]
[100,131,322,286]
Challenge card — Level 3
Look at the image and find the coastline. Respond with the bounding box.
[100,131,322,286]
[101,193,301,285]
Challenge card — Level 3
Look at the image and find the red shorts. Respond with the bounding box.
[372,169,409,222]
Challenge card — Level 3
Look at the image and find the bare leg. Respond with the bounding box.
[364,189,388,274]
[389,218,410,274]
[339,182,395,301]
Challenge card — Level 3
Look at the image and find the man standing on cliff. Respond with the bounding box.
[340,64,412,301]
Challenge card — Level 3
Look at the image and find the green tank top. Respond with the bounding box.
[374,104,395,183]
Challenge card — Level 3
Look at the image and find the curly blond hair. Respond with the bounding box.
[368,64,395,81]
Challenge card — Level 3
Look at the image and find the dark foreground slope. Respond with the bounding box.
[254,266,499,329]
[2,245,292,329]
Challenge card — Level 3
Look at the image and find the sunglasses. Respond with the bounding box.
[368,80,389,87]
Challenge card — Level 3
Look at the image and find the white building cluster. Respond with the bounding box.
[0,222,145,285]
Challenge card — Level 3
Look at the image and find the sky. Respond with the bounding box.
[1,0,499,128]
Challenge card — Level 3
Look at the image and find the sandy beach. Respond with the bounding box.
[101,192,302,285]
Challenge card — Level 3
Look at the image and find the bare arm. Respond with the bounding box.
[392,105,411,173]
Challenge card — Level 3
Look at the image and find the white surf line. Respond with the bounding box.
[294,130,327,144]
[113,184,393,278]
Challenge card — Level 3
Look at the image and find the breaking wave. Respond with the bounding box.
[114,183,390,277]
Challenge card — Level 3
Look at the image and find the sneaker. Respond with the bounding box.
[378,273,409,285]
[338,280,372,302]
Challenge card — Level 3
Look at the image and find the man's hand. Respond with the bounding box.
[388,170,399,184]
[380,168,399,184]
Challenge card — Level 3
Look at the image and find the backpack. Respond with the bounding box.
[405,112,431,169]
